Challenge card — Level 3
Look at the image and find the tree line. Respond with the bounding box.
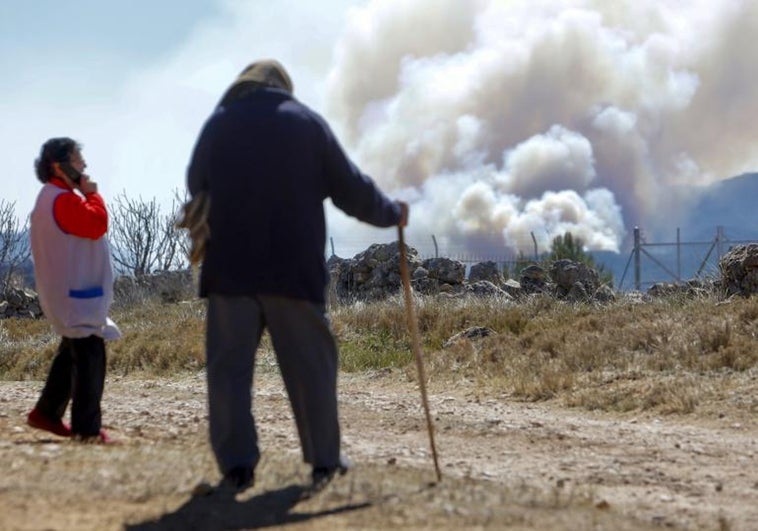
[0,193,611,293]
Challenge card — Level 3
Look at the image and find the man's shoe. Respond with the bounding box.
[73,429,113,444]
[27,408,71,437]
[311,454,352,491]
[219,465,255,493]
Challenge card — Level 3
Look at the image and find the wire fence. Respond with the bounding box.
[617,226,758,291]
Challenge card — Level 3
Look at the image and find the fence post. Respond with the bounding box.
[634,226,641,291]
[676,227,681,281]
[716,226,724,259]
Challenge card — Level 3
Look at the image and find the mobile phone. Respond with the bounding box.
[59,162,82,185]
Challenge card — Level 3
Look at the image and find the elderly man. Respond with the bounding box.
[187,59,408,492]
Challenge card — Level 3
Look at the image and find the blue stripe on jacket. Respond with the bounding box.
[69,287,104,299]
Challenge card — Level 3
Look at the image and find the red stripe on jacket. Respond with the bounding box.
[49,177,108,240]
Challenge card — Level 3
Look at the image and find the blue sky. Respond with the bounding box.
[2,0,359,223]
[0,2,217,88]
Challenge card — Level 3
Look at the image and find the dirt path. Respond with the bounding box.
[1,371,757,530]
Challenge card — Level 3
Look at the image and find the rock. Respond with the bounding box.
[502,279,523,299]
[0,287,43,320]
[443,326,496,348]
[567,281,589,302]
[468,261,505,286]
[593,284,616,303]
[719,243,758,296]
[330,242,422,302]
[550,259,599,299]
[520,265,550,294]
[422,257,466,285]
[521,264,546,282]
[464,280,511,298]
[411,267,429,280]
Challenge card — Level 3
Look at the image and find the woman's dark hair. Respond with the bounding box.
[34,137,82,183]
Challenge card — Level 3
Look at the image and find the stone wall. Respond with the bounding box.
[9,240,754,320]
[328,242,616,304]
[113,269,196,306]
[0,270,197,320]
[0,288,42,319]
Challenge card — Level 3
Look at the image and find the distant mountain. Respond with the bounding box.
[685,172,758,241]
[593,172,758,289]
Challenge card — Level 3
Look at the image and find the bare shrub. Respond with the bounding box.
[0,200,31,291]
[109,191,188,276]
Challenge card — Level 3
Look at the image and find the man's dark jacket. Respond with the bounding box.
[187,87,402,304]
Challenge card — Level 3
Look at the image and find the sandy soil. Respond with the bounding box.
[1,370,756,530]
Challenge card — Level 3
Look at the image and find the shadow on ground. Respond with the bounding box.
[125,483,370,531]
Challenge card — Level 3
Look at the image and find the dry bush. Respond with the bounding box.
[107,300,206,376]
[385,292,758,415]
[0,317,58,379]
[0,301,206,380]
[2,292,758,417]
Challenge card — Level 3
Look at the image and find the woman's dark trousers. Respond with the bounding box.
[34,335,106,437]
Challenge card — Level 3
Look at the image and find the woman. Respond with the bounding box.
[26,137,120,443]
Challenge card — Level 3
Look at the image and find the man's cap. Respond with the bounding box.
[218,59,293,107]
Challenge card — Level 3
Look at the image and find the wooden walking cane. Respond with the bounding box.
[398,226,442,483]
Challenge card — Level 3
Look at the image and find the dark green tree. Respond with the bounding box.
[548,232,613,285]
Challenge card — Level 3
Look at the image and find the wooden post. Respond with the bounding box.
[634,226,641,291]
[676,227,681,281]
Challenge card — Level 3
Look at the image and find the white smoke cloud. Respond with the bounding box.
[502,125,596,198]
[324,0,758,257]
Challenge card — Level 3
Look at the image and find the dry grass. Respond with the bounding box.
[2,291,758,417]
[327,291,758,416]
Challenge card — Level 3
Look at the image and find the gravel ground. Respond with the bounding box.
[1,370,757,530]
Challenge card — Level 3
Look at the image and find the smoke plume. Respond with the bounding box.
[324,0,758,256]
